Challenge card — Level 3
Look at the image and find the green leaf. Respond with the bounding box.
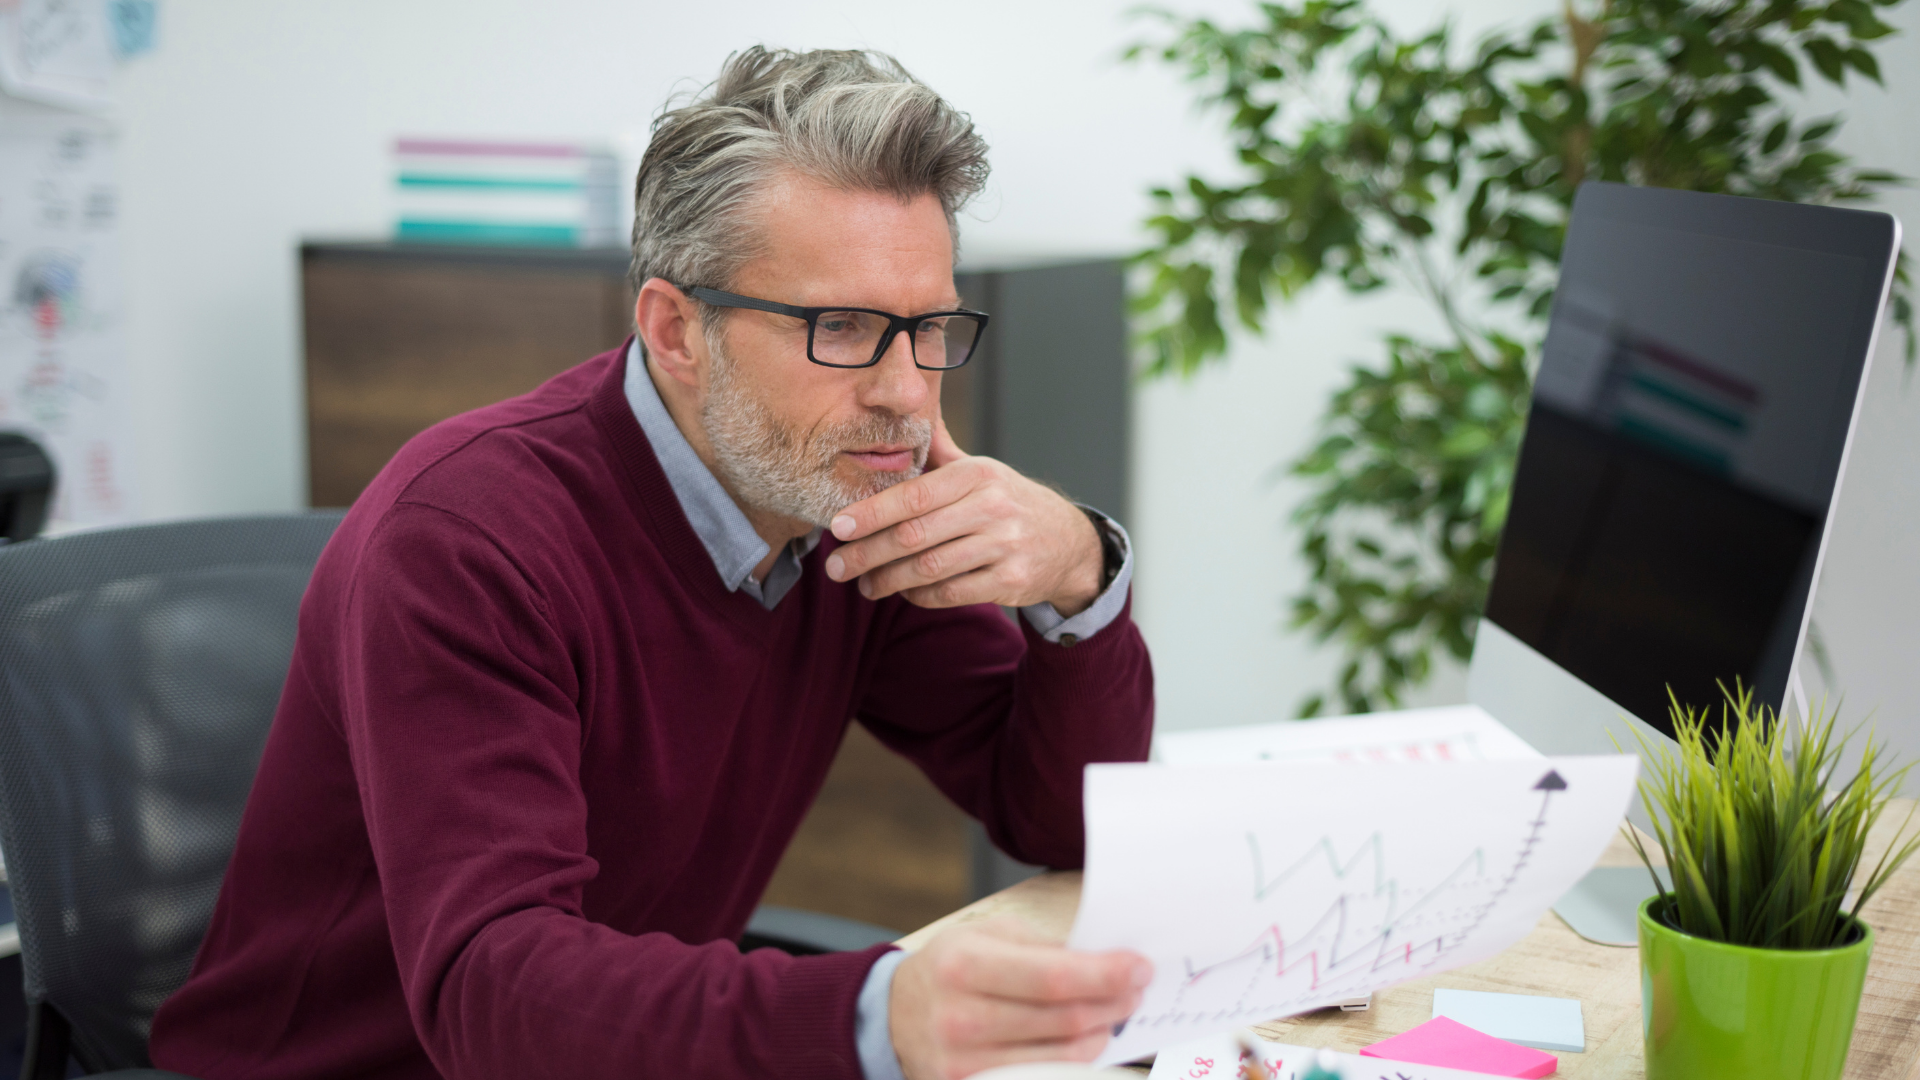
[1803,36,1849,83]
[1798,118,1838,143]
[1846,46,1882,84]
[1762,119,1790,154]
[1751,40,1803,84]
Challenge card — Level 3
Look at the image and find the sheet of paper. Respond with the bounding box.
[0,0,116,111]
[106,0,157,59]
[1431,988,1584,1053]
[0,113,137,526]
[1155,707,1541,767]
[1070,756,1637,1066]
[1146,1031,1508,1080]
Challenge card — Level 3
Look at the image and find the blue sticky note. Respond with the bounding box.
[1432,988,1585,1053]
[107,0,158,59]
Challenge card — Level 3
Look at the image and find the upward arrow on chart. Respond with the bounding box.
[1421,768,1568,964]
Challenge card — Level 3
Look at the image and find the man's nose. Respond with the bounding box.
[857,328,930,414]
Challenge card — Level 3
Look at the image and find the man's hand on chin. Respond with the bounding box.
[822,418,1107,615]
[888,918,1151,1080]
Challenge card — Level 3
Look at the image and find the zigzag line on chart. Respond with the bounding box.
[1249,831,1389,902]
[1181,845,1488,988]
[1125,769,1571,1032]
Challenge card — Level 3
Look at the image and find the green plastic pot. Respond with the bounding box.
[1639,896,1873,1080]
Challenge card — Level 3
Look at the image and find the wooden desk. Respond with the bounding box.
[897,804,1920,1079]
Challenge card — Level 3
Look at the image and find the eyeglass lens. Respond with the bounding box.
[811,311,983,369]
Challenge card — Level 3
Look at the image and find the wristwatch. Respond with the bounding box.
[1080,506,1125,592]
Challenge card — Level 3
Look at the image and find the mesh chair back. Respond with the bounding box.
[0,514,341,1071]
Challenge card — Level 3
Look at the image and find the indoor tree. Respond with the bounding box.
[1130,0,1913,715]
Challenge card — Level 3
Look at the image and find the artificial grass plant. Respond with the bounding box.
[1624,684,1920,950]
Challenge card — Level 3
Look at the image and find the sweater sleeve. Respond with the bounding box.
[853,583,1155,871]
[340,504,883,1080]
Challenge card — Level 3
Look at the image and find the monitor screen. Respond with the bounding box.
[1483,183,1897,738]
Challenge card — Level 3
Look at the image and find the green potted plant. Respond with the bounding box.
[1625,686,1920,1080]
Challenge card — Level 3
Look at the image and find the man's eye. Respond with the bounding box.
[917,318,948,335]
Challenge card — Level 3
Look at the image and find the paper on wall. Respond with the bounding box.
[1070,756,1638,1066]
[105,0,156,59]
[0,113,136,526]
[0,0,116,112]
[1154,706,1540,767]
[1146,1031,1508,1080]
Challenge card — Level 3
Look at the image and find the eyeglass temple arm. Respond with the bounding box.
[685,286,806,319]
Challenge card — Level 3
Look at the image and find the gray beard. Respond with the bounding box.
[700,341,932,529]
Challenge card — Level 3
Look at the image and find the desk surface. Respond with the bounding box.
[897,803,1920,1079]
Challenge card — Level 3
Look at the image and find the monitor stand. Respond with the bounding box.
[1553,865,1672,946]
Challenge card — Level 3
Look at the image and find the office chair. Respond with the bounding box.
[0,513,343,1078]
[0,435,53,545]
[0,511,898,1077]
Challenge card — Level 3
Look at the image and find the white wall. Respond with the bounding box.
[108,0,1234,519]
[1790,17,1920,760]
[79,0,1920,750]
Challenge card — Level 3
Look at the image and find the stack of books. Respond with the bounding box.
[392,138,621,247]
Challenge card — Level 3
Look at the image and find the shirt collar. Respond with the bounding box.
[623,340,821,609]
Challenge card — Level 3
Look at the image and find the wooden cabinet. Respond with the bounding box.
[302,243,634,508]
[300,242,1127,928]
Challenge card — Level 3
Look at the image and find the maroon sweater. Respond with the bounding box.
[147,348,1154,1080]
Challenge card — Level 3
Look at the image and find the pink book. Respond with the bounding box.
[1360,1016,1559,1078]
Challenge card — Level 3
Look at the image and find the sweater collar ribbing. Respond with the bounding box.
[586,340,769,619]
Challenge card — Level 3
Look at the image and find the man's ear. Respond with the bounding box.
[634,279,706,389]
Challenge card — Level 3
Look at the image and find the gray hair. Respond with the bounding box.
[629,46,991,300]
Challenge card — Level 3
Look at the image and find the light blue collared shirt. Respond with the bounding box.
[623,341,821,608]
[621,341,1133,1080]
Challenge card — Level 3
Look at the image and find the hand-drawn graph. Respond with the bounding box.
[1122,770,1566,1035]
[1073,757,1634,1066]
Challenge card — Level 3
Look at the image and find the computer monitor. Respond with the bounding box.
[1468,182,1901,773]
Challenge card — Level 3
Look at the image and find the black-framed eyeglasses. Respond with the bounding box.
[686,286,989,370]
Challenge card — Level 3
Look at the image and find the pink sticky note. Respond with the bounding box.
[1360,1015,1558,1078]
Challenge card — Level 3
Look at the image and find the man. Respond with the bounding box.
[151,47,1153,1080]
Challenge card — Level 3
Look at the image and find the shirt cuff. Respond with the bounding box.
[855,948,908,1080]
[1019,508,1133,646]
